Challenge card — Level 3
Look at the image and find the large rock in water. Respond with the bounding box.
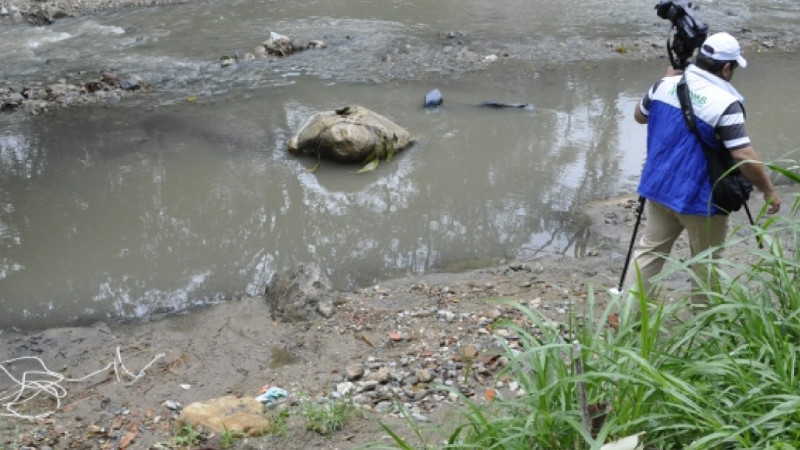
[265,263,342,322]
[287,105,415,163]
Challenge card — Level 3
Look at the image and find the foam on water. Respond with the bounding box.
[24,30,73,48]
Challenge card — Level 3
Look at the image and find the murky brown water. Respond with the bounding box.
[1,0,799,329]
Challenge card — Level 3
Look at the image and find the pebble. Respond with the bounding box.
[438,310,456,322]
[357,380,378,392]
[371,367,391,383]
[375,401,393,413]
[345,363,365,380]
[164,400,181,411]
[335,382,353,396]
[415,368,433,383]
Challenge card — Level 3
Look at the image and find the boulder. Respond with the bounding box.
[178,396,270,437]
[265,263,342,322]
[288,105,415,163]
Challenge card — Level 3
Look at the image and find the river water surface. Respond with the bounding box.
[1,0,799,329]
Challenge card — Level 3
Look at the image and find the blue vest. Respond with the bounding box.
[637,65,744,216]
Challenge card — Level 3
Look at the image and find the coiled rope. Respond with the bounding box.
[0,347,165,421]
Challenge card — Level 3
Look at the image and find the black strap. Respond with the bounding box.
[676,74,737,173]
[677,76,696,131]
[676,74,754,216]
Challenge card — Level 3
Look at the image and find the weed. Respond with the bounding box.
[170,424,205,448]
[461,351,474,384]
[301,397,356,436]
[219,423,246,448]
[266,406,291,438]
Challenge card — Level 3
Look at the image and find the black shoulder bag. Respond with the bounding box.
[676,75,753,214]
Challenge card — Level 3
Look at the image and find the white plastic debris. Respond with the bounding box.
[600,432,645,450]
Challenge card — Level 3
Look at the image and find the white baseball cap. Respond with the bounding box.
[700,32,747,68]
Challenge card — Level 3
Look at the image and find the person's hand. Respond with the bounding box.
[764,190,781,214]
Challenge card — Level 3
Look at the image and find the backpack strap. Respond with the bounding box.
[676,75,696,131]
[675,74,753,215]
[676,74,719,158]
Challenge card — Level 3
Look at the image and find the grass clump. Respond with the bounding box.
[219,424,246,448]
[170,424,206,448]
[301,397,357,436]
[381,165,800,448]
[265,405,291,438]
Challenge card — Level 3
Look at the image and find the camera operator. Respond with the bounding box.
[625,32,781,306]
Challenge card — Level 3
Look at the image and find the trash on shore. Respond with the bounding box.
[256,385,288,404]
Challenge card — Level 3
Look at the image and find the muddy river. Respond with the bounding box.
[1,0,799,329]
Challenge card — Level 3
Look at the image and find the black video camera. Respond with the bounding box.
[655,0,708,69]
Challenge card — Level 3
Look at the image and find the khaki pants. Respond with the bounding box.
[624,199,728,305]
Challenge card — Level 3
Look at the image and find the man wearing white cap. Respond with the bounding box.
[625,32,781,305]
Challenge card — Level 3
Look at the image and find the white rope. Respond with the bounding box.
[0,346,165,421]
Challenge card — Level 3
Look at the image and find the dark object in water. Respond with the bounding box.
[424,88,443,107]
[481,100,534,110]
[423,88,534,111]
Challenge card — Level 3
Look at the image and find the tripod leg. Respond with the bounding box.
[613,196,646,294]
[742,201,762,249]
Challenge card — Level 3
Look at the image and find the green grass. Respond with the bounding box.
[301,397,357,436]
[379,164,800,449]
[170,424,206,448]
[265,405,291,438]
[220,423,246,448]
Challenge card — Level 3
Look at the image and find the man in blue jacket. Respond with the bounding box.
[626,32,781,305]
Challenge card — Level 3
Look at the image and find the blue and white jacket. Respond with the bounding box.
[637,64,749,216]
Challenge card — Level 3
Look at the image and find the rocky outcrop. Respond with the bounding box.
[219,31,326,67]
[287,105,415,163]
[1,72,150,115]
